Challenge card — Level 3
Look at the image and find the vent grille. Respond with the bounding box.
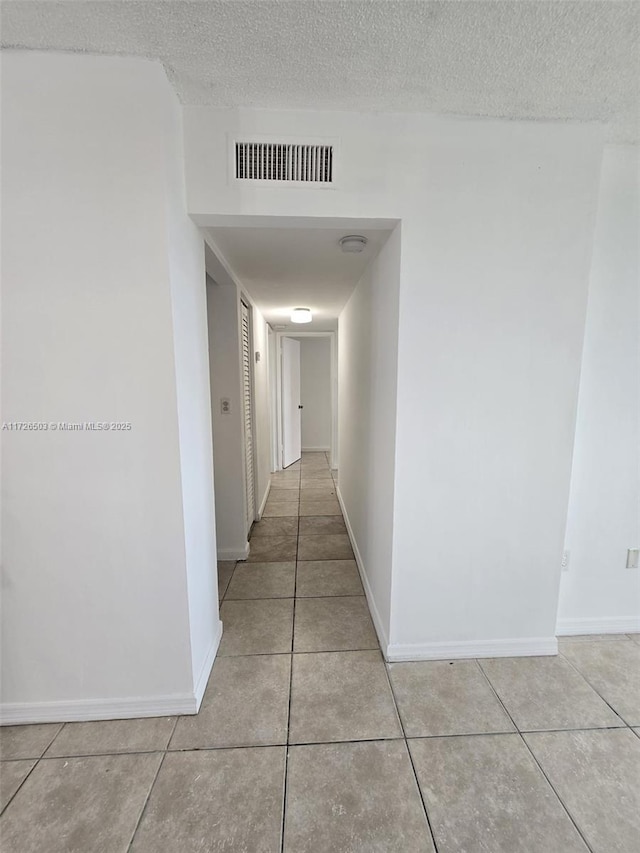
[235,142,333,184]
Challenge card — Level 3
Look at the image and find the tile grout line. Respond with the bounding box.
[220,559,240,604]
[37,721,66,760]
[279,474,301,853]
[225,594,366,601]
[0,720,66,817]
[132,718,179,850]
[217,646,381,659]
[162,707,181,754]
[0,753,42,817]
[381,660,441,853]
[125,748,170,852]
[20,720,635,764]
[557,649,635,730]
[474,659,596,853]
[390,722,630,738]
[281,456,333,852]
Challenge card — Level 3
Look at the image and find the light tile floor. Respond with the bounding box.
[1,452,639,851]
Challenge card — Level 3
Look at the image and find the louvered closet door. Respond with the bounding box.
[241,301,256,535]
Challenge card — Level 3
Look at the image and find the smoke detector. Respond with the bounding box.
[340,235,368,253]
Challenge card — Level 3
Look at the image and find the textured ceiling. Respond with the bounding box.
[2,1,639,142]
[207,226,391,329]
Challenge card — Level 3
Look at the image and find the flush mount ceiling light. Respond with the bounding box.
[339,234,368,253]
[290,307,313,324]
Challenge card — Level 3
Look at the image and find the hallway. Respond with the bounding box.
[1,452,639,851]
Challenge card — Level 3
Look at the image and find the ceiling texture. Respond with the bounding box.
[2,0,638,144]
[3,1,638,327]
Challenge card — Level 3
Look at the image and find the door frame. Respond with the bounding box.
[240,294,258,532]
[274,330,338,471]
[280,335,302,469]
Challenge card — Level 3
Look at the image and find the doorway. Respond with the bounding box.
[281,336,302,468]
[275,331,337,472]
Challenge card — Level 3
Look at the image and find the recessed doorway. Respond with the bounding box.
[275,331,337,472]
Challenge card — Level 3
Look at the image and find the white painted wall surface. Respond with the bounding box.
[297,338,332,451]
[389,123,603,657]
[206,278,248,560]
[558,145,640,634]
[338,228,402,647]
[1,51,214,720]
[184,108,604,658]
[163,84,221,693]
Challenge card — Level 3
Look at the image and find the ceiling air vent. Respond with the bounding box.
[234,141,334,185]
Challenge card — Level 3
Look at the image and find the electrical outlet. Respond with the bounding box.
[561,550,570,572]
[626,548,639,570]
[220,398,231,415]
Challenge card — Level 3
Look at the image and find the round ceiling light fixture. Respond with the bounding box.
[290,307,313,324]
[340,234,368,253]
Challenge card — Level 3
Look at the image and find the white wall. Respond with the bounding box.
[184,107,605,659]
[297,337,332,451]
[206,278,248,559]
[1,51,218,722]
[389,123,603,658]
[338,228,402,647]
[163,84,220,692]
[558,145,640,634]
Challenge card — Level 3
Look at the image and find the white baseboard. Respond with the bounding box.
[334,490,559,665]
[217,543,249,562]
[257,481,271,520]
[193,619,223,712]
[0,626,225,726]
[336,487,390,655]
[0,692,198,726]
[556,616,640,636]
[387,636,558,662]
[302,446,330,452]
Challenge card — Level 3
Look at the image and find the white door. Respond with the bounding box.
[241,301,256,534]
[281,337,302,468]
